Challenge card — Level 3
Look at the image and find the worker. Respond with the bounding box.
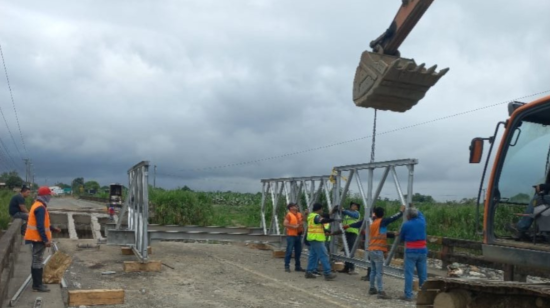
[338,202,361,275]
[305,203,337,280]
[506,183,550,239]
[283,202,305,273]
[9,185,31,235]
[344,205,405,299]
[399,205,427,302]
[108,205,115,220]
[24,186,61,292]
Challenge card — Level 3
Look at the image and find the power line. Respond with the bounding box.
[178,89,550,173]
[0,44,28,159]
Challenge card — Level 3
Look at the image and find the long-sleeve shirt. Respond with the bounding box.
[401,211,427,253]
[348,211,403,230]
[342,210,360,219]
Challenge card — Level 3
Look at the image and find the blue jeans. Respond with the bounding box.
[306,241,332,276]
[369,250,384,291]
[284,236,302,269]
[404,251,427,299]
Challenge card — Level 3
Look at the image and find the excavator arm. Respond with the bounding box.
[352,0,447,113]
[370,0,434,56]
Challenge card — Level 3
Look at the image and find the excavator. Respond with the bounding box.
[352,0,550,307]
[416,97,550,307]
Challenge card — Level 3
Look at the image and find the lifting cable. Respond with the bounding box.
[370,109,377,163]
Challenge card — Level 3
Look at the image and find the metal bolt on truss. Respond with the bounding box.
[259,175,332,235]
[116,161,150,262]
[329,159,418,267]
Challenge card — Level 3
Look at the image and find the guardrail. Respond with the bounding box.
[0,220,23,308]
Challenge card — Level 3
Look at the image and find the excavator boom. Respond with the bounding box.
[353,0,448,112]
[370,0,434,56]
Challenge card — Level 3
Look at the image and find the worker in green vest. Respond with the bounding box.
[340,202,361,274]
[305,203,337,280]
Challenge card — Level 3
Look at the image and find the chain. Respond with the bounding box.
[370,109,377,163]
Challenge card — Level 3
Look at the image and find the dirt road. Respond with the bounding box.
[52,198,414,308]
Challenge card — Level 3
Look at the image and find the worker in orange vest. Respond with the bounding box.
[24,186,61,292]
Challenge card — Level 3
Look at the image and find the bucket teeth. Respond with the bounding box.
[426,64,437,74]
[353,51,449,112]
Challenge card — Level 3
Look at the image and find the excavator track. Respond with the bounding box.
[353,51,448,112]
[418,278,550,308]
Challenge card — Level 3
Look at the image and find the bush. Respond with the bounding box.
[149,188,214,226]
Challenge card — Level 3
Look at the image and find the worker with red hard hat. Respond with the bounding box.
[24,186,61,292]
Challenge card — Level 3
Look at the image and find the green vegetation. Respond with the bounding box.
[146,188,525,241]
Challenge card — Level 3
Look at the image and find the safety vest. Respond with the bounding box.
[24,201,51,242]
[343,211,360,235]
[306,213,325,242]
[368,218,387,251]
[286,212,303,236]
[323,223,331,242]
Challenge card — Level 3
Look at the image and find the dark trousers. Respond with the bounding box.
[284,235,302,269]
[12,212,28,235]
[31,242,46,269]
[344,232,357,271]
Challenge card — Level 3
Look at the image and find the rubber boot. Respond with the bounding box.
[33,268,50,292]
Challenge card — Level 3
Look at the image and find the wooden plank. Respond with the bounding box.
[121,246,152,255]
[123,261,162,272]
[272,250,285,258]
[68,289,125,306]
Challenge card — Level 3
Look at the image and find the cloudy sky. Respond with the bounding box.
[0,0,549,201]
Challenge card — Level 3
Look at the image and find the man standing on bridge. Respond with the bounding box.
[24,186,61,292]
[283,202,305,273]
[400,205,427,302]
[305,203,337,280]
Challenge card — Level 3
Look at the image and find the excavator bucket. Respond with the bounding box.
[353,51,449,112]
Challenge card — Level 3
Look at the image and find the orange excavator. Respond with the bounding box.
[354,1,550,307]
[353,0,448,112]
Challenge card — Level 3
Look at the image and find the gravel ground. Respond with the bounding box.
[58,240,415,308]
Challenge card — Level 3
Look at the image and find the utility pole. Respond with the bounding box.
[153,165,157,188]
[23,158,30,186]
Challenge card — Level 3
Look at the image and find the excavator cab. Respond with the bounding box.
[353,0,448,112]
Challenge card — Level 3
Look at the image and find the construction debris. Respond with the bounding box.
[101,271,117,275]
[43,250,72,284]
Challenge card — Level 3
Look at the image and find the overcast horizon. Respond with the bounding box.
[0,0,549,201]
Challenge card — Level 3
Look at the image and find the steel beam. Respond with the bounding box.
[333,159,418,171]
[106,229,284,245]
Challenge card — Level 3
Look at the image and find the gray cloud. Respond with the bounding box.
[0,0,549,201]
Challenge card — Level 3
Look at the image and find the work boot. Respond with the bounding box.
[32,268,50,293]
[294,267,305,272]
[311,270,321,277]
[368,288,378,295]
[285,267,291,273]
[399,295,414,302]
[304,272,317,279]
[377,291,391,299]
[324,273,337,281]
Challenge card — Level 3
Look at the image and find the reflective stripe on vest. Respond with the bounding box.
[24,201,51,242]
[368,218,387,252]
[343,212,360,235]
[306,213,326,242]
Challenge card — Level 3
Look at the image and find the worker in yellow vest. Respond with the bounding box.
[24,186,61,292]
[304,203,337,280]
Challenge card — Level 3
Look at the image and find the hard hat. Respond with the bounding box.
[38,186,52,196]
